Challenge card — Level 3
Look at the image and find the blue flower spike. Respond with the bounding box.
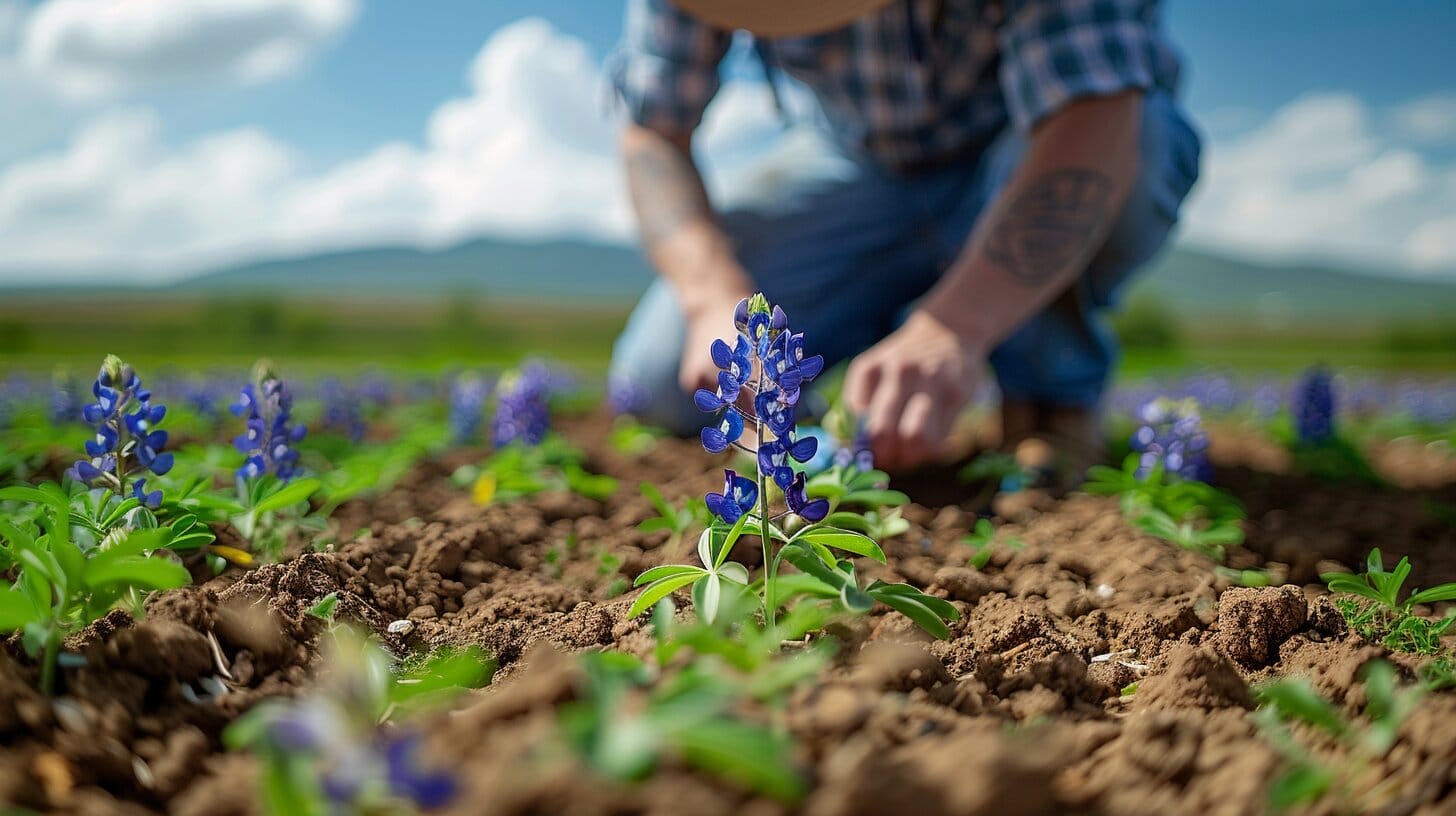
[67,355,174,506]
[1293,365,1335,445]
[233,360,307,482]
[1129,397,1211,482]
[786,472,829,522]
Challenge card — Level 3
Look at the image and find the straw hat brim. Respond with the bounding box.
[666,0,897,37]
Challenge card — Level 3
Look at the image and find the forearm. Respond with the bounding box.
[921,91,1142,352]
[621,124,752,317]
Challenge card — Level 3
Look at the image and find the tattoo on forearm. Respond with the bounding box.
[983,168,1115,286]
[624,142,713,246]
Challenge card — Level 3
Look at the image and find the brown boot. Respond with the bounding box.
[992,402,1108,518]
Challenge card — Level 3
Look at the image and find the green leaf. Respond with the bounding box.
[779,542,850,590]
[670,720,805,803]
[628,572,706,618]
[795,527,885,562]
[0,585,40,631]
[839,582,873,614]
[84,555,191,591]
[872,590,952,639]
[868,581,961,621]
[637,517,674,534]
[717,511,752,569]
[307,592,339,620]
[1256,679,1347,737]
[640,483,674,519]
[634,564,704,586]
[1406,583,1456,607]
[1268,765,1333,809]
[696,573,722,624]
[252,478,322,515]
[841,489,909,508]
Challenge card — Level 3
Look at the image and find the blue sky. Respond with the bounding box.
[1,0,1453,281]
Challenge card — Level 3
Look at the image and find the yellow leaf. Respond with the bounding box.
[210,545,255,567]
[472,473,497,506]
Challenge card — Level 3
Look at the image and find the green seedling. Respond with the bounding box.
[1255,661,1419,812]
[452,434,617,505]
[636,483,709,553]
[961,517,1023,570]
[1322,549,1456,655]
[0,486,189,694]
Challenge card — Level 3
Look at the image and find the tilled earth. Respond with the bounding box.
[3,414,1455,815]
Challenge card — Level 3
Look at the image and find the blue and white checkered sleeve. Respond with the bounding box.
[612,0,733,135]
[997,0,1172,131]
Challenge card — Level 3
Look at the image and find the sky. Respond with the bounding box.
[0,0,1454,283]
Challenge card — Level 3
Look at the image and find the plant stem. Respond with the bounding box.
[755,365,776,641]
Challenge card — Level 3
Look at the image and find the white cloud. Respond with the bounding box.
[1184,92,1456,273]
[2,19,1454,283]
[1394,93,1456,144]
[0,18,791,280]
[19,0,357,97]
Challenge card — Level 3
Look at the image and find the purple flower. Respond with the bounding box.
[1292,366,1335,445]
[705,469,758,524]
[67,356,173,504]
[319,378,367,444]
[382,732,458,809]
[491,362,553,448]
[606,372,650,417]
[785,472,828,522]
[1129,397,1210,482]
[232,361,307,482]
[448,372,492,445]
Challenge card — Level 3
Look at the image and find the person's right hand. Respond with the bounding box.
[680,288,752,396]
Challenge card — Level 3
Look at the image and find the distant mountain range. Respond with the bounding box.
[4,238,1455,327]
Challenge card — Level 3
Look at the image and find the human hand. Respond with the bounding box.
[679,288,752,395]
[843,310,984,472]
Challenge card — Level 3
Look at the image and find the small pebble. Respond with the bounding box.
[387,619,415,635]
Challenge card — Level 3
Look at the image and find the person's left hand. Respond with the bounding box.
[843,310,984,473]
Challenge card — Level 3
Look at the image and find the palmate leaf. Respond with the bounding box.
[839,488,909,509]
[252,478,322,515]
[794,527,885,562]
[84,555,191,591]
[629,570,707,618]
[868,581,961,640]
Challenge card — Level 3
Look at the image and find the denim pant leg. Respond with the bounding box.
[608,137,939,435]
[951,92,1202,408]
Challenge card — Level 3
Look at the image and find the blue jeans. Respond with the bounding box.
[611,91,1201,434]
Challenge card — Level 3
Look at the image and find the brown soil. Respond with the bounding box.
[4,413,1456,815]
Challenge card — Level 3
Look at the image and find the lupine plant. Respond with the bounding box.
[1284,366,1382,485]
[631,294,958,640]
[226,361,323,564]
[66,356,175,511]
[319,377,368,444]
[559,649,805,802]
[961,517,1024,570]
[226,628,493,816]
[0,485,189,693]
[1255,661,1419,811]
[451,364,617,504]
[1086,402,1246,564]
[1322,549,1456,656]
[446,371,491,446]
[1129,397,1211,482]
[636,483,711,554]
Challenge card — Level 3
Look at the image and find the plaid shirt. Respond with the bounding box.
[613,0,1183,169]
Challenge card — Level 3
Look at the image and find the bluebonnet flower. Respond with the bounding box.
[705,469,757,524]
[319,377,367,443]
[233,361,307,482]
[785,472,829,522]
[1292,366,1335,445]
[606,372,652,417]
[1129,397,1211,482]
[263,701,456,811]
[448,372,492,445]
[491,362,552,448]
[50,373,82,425]
[66,356,173,509]
[832,425,874,472]
[694,294,824,522]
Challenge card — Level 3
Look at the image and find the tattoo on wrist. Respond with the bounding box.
[625,143,713,246]
[983,168,1114,286]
